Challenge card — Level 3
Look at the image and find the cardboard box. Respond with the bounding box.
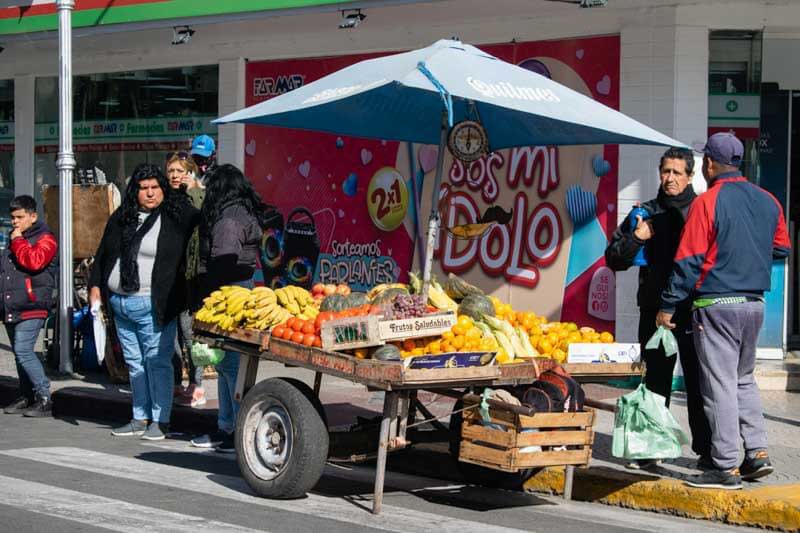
[567,343,641,364]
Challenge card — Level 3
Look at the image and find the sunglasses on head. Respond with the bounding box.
[165,151,191,161]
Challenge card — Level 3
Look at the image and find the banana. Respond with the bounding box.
[275,288,290,307]
[285,301,301,315]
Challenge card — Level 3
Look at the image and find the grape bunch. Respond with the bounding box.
[386,294,427,319]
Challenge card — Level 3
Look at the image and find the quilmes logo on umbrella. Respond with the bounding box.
[467,77,561,103]
[303,79,388,104]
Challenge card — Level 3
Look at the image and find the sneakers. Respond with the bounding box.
[22,397,52,418]
[685,468,743,490]
[141,423,168,441]
[190,430,227,449]
[3,396,31,414]
[111,419,148,437]
[625,459,661,471]
[215,432,235,454]
[696,455,715,471]
[740,451,774,481]
[176,385,207,408]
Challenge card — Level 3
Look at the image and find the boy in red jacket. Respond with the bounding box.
[1,195,58,417]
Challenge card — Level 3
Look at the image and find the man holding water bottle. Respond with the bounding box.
[606,147,711,470]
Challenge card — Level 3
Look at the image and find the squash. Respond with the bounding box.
[345,292,370,308]
[458,293,495,321]
[444,273,484,300]
[371,343,401,361]
[370,287,409,305]
[320,294,348,312]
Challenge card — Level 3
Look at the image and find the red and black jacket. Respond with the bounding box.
[0,221,58,323]
[660,172,792,314]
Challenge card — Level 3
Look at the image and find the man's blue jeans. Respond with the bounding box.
[5,318,49,401]
[109,294,176,424]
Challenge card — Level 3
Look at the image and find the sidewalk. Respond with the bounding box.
[2,331,800,530]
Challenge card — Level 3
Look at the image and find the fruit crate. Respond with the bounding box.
[319,311,456,351]
[459,401,595,473]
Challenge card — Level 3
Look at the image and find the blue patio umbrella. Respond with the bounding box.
[215,38,686,291]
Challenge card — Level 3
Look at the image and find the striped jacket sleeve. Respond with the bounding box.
[9,233,57,273]
[659,195,714,314]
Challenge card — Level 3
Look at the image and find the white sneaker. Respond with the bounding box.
[190,430,226,448]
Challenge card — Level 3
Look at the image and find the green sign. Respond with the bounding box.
[33,115,216,143]
[0,0,354,36]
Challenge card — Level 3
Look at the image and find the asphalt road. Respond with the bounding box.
[0,413,762,533]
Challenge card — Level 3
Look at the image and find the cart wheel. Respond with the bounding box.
[236,378,329,499]
[449,400,538,490]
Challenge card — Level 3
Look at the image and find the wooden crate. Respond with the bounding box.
[320,311,457,351]
[43,184,118,259]
[459,405,595,473]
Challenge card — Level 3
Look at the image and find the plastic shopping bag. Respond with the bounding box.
[191,343,226,367]
[612,383,689,460]
[645,325,679,357]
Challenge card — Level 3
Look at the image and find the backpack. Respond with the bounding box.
[537,366,585,412]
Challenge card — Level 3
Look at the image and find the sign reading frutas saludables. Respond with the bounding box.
[0,1,355,35]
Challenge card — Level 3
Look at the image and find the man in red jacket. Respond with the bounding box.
[657,133,791,489]
[1,195,58,417]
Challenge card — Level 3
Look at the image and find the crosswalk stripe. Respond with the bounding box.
[0,474,263,533]
[0,447,529,533]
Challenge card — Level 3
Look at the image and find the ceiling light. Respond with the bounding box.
[142,84,187,90]
[543,0,607,6]
[338,9,365,29]
[164,97,196,102]
[171,25,195,45]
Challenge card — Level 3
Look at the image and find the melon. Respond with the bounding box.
[458,293,496,321]
[320,294,348,312]
[371,344,402,361]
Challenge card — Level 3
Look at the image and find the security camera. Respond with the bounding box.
[338,9,365,29]
[171,26,195,45]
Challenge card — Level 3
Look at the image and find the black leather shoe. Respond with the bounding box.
[22,398,53,418]
[3,396,31,414]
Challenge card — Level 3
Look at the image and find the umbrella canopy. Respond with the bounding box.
[215,38,685,149]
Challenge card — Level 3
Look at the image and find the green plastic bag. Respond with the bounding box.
[612,383,689,460]
[191,343,226,367]
[645,325,679,357]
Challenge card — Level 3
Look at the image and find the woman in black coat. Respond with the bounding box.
[89,163,198,441]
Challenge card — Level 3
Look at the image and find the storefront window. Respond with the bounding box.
[34,65,218,194]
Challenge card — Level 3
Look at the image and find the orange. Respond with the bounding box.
[452,336,465,350]
[452,324,467,336]
[441,330,455,340]
[599,331,615,343]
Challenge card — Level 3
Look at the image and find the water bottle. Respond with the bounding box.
[627,206,650,266]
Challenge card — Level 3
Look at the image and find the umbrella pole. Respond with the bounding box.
[421,112,448,300]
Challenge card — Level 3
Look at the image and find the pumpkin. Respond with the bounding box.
[457,293,495,321]
[371,344,401,361]
[444,273,484,301]
[320,293,348,312]
[370,287,409,305]
[345,292,370,308]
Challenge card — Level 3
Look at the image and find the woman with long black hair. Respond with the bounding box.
[89,163,199,441]
[190,164,268,453]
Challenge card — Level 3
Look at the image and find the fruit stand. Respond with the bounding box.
[192,278,641,514]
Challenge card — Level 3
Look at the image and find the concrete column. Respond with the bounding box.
[615,21,709,343]
[13,74,35,197]
[217,58,246,170]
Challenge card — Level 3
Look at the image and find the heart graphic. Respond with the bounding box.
[592,154,611,177]
[587,266,615,321]
[287,156,292,163]
[342,173,358,197]
[576,49,585,60]
[245,139,256,156]
[360,148,373,165]
[337,209,345,218]
[596,75,611,96]
[392,265,401,279]
[565,185,597,226]
[298,160,310,178]
[266,174,272,181]
[351,218,357,224]
[418,146,438,173]
[336,137,344,149]
[608,203,615,212]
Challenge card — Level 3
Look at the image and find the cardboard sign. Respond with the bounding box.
[378,312,456,341]
[567,343,640,364]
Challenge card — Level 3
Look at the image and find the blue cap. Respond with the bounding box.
[701,132,743,166]
[190,135,216,157]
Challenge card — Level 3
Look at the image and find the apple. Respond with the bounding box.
[335,284,351,296]
[311,283,325,296]
[323,284,337,296]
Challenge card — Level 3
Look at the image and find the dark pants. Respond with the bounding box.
[172,310,202,387]
[6,319,50,402]
[639,309,711,457]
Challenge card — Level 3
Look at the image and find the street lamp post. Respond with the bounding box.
[56,0,75,374]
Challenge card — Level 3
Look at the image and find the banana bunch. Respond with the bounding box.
[243,286,292,330]
[195,285,253,331]
[367,283,408,301]
[274,286,318,321]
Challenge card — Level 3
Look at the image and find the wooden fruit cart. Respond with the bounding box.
[193,320,639,514]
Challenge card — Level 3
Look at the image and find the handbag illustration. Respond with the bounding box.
[258,204,285,289]
[278,207,320,290]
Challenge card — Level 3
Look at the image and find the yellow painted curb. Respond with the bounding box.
[524,466,800,531]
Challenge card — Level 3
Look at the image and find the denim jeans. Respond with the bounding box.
[6,319,49,401]
[215,278,253,433]
[109,294,176,424]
